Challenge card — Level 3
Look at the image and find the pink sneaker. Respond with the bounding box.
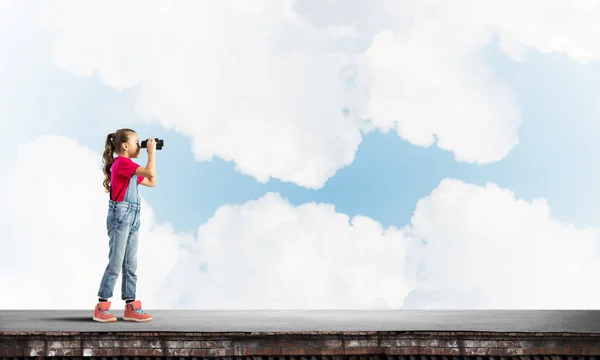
[93,301,117,322]
[123,300,153,322]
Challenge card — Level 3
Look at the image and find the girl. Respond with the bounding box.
[93,128,157,323]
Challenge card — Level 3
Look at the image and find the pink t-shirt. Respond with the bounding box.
[110,156,144,201]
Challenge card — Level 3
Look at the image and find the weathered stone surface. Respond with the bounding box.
[4,330,600,359]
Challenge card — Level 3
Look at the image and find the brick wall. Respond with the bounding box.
[3,331,600,358]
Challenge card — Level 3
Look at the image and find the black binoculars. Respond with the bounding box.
[141,138,164,150]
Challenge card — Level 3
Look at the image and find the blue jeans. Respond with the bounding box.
[97,200,141,300]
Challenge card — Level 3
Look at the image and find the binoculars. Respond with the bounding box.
[141,138,164,150]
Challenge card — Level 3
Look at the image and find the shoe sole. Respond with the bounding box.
[123,316,153,322]
[92,316,117,322]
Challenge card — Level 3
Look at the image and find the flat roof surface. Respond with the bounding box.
[2,310,600,333]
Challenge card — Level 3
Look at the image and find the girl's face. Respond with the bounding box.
[122,132,141,158]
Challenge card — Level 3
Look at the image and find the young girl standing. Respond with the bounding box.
[93,128,157,323]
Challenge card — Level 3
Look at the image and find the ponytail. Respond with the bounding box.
[102,128,136,193]
[102,133,116,193]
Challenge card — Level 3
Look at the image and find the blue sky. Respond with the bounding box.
[5,30,600,234]
[41,42,598,235]
[3,1,600,310]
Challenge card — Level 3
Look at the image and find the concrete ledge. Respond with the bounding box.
[3,310,600,358]
[3,310,600,333]
[3,331,600,358]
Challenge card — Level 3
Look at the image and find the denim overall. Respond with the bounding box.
[97,174,141,300]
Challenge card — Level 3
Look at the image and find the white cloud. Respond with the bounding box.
[486,0,600,64]
[357,29,521,164]
[0,0,15,17]
[296,0,600,164]
[40,0,365,189]
[162,194,410,309]
[4,0,600,313]
[5,0,600,189]
[31,0,505,189]
[2,136,600,310]
[0,136,409,310]
[402,178,600,309]
[0,136,188,310]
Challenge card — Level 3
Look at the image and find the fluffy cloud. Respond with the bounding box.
[356,29,521,164]
[486,0,600,64]
[0,136,188,310]
[33,0,505,189]
[6,1,600,189]
[0,136,409,310]
[40,0,364,189]
[402,178,600,309]
[2,136,600,310]
[158,194,410,309]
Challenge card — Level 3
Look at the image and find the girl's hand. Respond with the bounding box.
[146,137,156,154]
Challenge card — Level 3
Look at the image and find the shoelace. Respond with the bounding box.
[98,306,112,315]
[127,303,146,314]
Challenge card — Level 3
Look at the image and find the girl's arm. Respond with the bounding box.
[136,137,157,187]
[140,177,156,187]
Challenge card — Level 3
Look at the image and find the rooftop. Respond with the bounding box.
[2,309,600,334]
